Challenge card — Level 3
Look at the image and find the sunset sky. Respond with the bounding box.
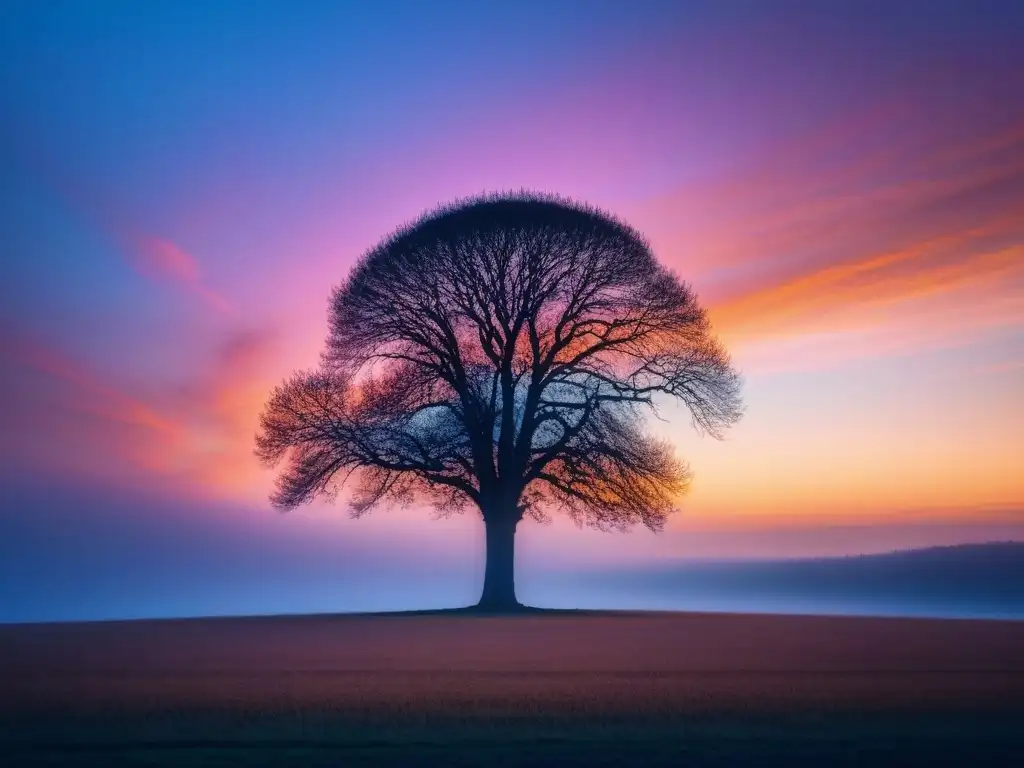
[1,1,1022,621]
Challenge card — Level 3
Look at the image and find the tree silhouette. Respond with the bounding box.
[256,192,743,610]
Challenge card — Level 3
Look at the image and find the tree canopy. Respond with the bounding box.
[256,191,743,608]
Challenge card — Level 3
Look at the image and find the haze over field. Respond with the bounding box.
[1,1,1022,621]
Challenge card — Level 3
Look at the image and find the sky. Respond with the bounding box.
[1,0,1022,621]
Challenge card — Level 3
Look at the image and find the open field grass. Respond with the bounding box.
[2,610,1023,766]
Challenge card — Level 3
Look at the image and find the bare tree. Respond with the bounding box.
[256,192,742,611]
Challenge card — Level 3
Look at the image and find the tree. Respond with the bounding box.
[256,192,743,611]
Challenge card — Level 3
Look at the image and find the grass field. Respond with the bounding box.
[2,610,1023,766]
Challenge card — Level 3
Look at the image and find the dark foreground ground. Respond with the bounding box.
[2,610,1023,766]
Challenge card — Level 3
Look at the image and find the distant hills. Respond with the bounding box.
[578,542,1024,619]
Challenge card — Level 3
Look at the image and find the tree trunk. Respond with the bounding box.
[476,513,521,611]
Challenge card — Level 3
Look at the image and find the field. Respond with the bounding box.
[2,610,1024,766]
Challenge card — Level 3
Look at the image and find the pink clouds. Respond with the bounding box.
[0,331,187,494]
[711,225,1023,344]
[135,237,200,284]
[0,326,280,501]
[615,107,1024,378]
[0,332,177,437]
[130,235,233,313]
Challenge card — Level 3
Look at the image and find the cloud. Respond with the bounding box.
[975,359,1024,375]
[632,112,1024,371]
[3,128,233,316]
[126,327,281,499]
[0,328,277,499]
[130,235,233,313]
[712,227,1023,343]
[219,327,276,371]
[0,331,178,436]
[0,331,196,496]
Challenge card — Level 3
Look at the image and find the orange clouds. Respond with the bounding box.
[712,222,1023,343]
[0,328,280,501]
[0,332,190,494]
[181,328,281,498]
[0,333,178,437]
[630,110,1024,375]
[620,114,1024,524]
